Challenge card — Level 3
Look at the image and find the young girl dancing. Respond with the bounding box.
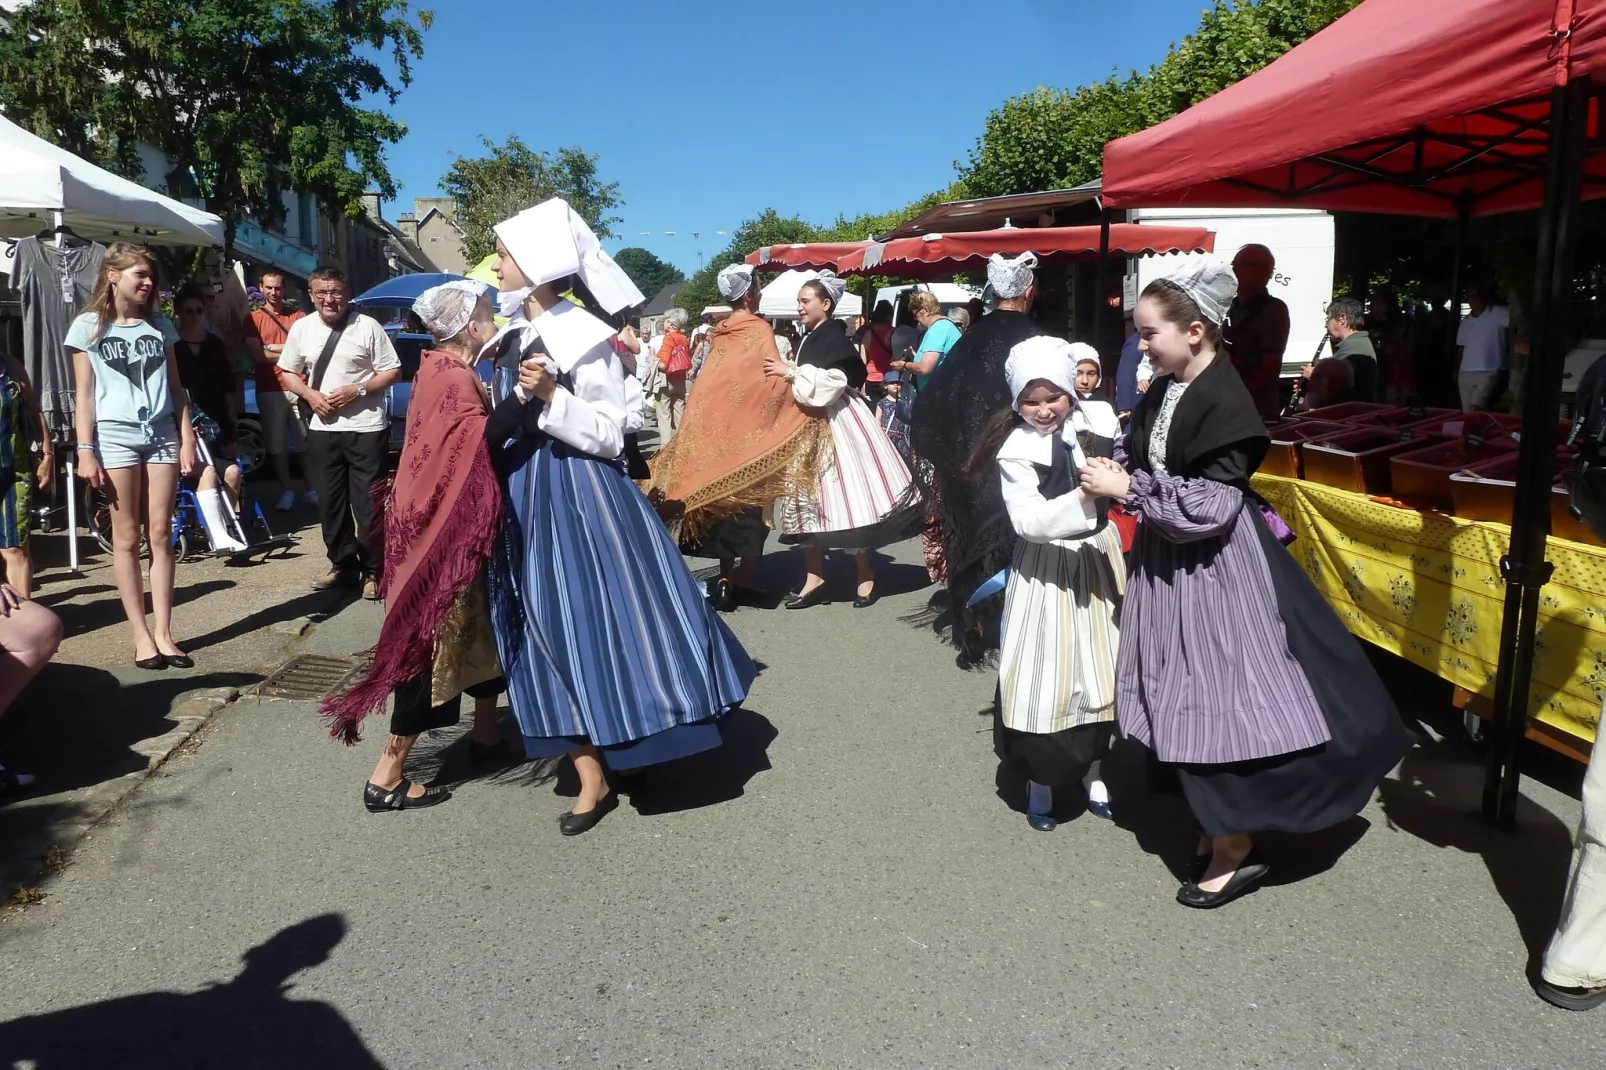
[1079,260,1412,907]
[968,336,1124,832]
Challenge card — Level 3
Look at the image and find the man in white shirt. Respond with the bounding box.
[1455,284,1509,412]
[278,266,402,598]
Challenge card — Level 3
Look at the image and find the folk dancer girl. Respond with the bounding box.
[487,199,755,837]
[321,282,516,811]
[768,271,920,609]
[967,336,1123,831]
[1079,260,1413,908]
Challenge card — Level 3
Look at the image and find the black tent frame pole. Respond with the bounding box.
[1092,208,1112,367]
[1480,75,1591,827]
[1446,199,1469,408]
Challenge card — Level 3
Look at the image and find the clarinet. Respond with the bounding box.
[1284,331,1329,415]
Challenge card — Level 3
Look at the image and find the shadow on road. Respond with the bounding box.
[623,708,778,816]
[1379,738,1575,978]
[0,913,387,1068]
[183,587,361,653]
[47,579,235,639]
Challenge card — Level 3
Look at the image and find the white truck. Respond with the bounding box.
[1128,206,1337,376]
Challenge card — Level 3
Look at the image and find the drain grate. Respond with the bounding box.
[255,654,366,699]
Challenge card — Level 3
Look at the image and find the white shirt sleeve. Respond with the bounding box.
[792,364,848,408]
[1136,355,1153,385]
[537,342,626,458]
[622,374,646,433]
[368,318,401,372]
[998,456,1099,542]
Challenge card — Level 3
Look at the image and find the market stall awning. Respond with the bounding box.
[0,114,223,245]
[1102,0,1606,218]
[830,224,1215,280]
[745,241,873,271]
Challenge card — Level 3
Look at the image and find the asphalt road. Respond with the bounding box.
[1,537,1602,1069]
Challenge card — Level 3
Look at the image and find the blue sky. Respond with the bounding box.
[383,0,1214,274]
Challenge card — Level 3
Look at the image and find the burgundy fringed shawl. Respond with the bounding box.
[322,350,504,743]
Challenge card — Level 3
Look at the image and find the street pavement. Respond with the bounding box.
[1,534,1604,1068]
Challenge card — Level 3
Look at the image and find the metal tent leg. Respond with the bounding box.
[1480,76,1591,827]
[65,455,79,573]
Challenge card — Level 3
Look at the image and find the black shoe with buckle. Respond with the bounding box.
[363,778,450,813]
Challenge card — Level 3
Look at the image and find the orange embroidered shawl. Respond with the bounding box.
[646,311,829,540]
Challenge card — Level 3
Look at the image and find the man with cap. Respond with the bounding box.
[645,262,833,612]
[909,251,1046,660]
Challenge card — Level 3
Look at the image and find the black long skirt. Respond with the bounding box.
[1173,514,1416,837]
[995,710,1113,790]
[389,673,505,737]
[682,509,769,560]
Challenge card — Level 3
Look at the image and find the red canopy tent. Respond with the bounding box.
[745,241,874,272]
[1104,0,1606,217]
[1102,0,1606,824]
[830,224,1215,280]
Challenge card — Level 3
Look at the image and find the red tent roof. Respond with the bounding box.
[745,242,873,271]
[823,224,1214,280]
[1103,0,1606,218]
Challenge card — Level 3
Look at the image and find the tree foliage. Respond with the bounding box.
[440,136,622,263]
[612,247,684,303]
[959,0,1363,197]
[0,0,431,254]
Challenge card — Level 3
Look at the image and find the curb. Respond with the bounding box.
[3,686,242,908]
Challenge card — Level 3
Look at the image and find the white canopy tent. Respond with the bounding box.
[0,114,223,245]
[758,269,863,321]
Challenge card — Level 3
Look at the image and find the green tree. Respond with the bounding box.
[675,210,821,320]
[613,247,685,303]
[0,0,431,257]
[959,0,1362,197]
[440,136,622,263]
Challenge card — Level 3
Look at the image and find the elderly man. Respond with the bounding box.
[909,251,1046,660]
[1223,243,1292,419]
[647,263,829,612]
[1323,297,1379,402]
[278,266,402,599]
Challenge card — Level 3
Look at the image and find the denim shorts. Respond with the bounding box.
[96,421,180,469]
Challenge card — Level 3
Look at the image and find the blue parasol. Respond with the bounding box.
[350,272,502,309]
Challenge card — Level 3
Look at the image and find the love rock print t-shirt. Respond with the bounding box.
[65,313,179,437]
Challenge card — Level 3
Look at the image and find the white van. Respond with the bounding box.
[1129,206,1336,376]
[874,282,981,326]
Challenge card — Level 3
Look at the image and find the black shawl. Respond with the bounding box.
[907,309,1045,654]
[795,319,866,391]
[1127,352,1270,483]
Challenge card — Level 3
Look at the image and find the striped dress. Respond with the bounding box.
[776,349,920,550]
[487,355,755,771]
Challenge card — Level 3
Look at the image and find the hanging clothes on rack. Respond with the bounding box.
[13,234,105,444]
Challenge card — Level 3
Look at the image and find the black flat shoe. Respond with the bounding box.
[1535,979,1606,1012]
[558,791,618,836]
[467,739,520,767]
[1176,853,1269,909]
[135,654,167,671]
[709,578,737,613]
[852,589,878,609]
[363,778,451,812]
[162,652,194,669]
[785,585,830,610]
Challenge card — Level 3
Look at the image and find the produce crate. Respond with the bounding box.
[1447,454,1599,548]
[1262,420,1350,479]
[1347,405,1460,430]
[1302,427,1449,496]
[1389,435,1521,511]
[1297,401,1395,425]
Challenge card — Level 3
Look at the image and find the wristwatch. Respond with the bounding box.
[357,383,369,399]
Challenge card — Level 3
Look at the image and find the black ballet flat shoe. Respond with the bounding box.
[785,585,831,610]
[1535,979,1606,1012]
[162,652,194,670]
[1176,853,1269,909]
[852,589,879,609]
[363,778,451,813]
[135,654,168,671]
[710,578,738,613]
[558,791,618,836]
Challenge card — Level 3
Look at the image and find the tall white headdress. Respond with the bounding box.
[493,198,645,314]
[718,263,756,301]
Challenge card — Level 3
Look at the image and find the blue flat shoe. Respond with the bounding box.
[1086,798,1114,821]
[1027,812,1057,832]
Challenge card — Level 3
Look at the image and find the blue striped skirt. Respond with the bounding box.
[488,440,755,770]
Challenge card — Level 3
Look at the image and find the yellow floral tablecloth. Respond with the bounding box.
[1253,474,1606,744]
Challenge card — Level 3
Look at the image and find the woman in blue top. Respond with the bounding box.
[891,290,962,390]
[67,244,199,670]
